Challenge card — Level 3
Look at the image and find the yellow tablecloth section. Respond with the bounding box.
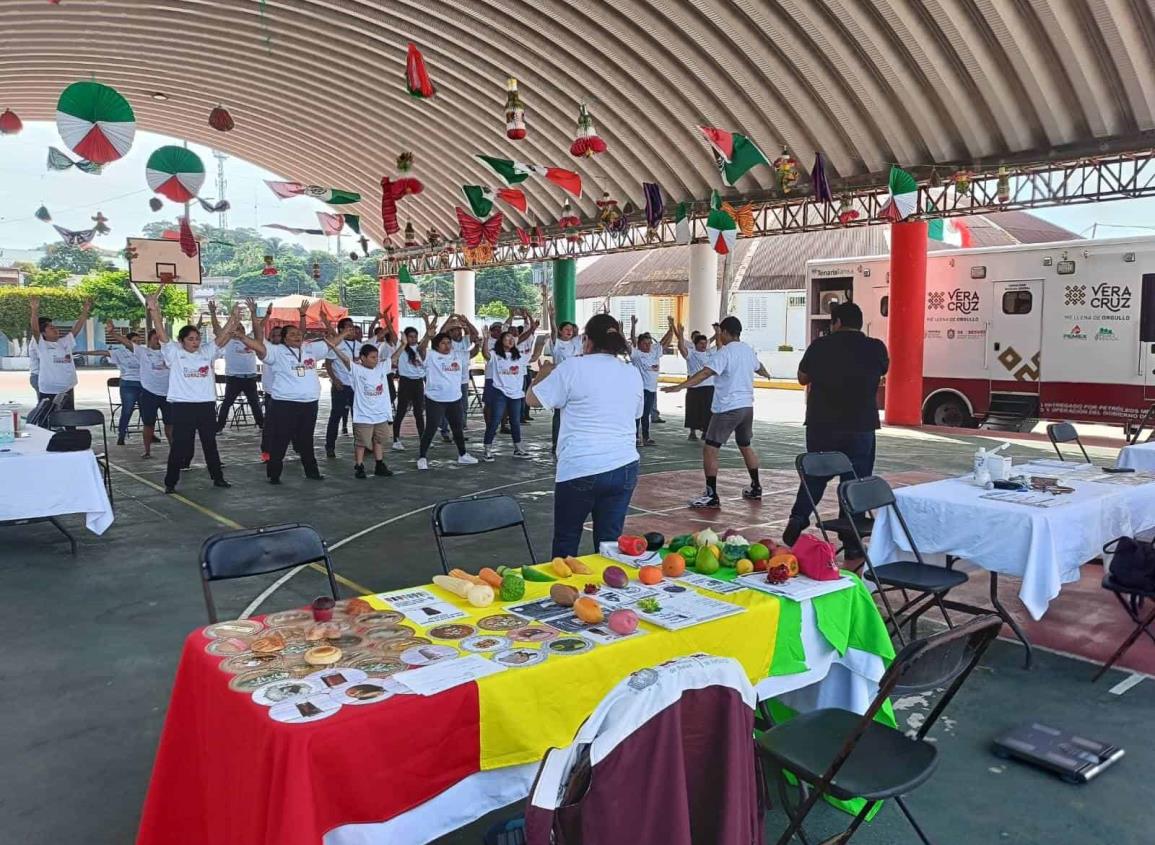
[369,554,780,771]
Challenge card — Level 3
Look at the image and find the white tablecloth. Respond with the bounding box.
[1117,441,1155,471]
[325,598,884,845]
[868,469,1155,620]
[0,424,114,534]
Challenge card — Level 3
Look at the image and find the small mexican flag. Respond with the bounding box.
[698,126,769,187]
[879,166,918,222]
[475,156,582,198]
[398,266,422,310]
[461,185,528,217]
[476,155,530,185]
[674,202,691,245]
[265,180,361,205]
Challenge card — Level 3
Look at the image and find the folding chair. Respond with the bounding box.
[431,494,537,575]
[839,477,968,646]
[49,409,113,505]
[1092,574,1155,682]
[1047,422,1090,463]
[795,452,873,558]
[756,615,1002,845]
[106,377,122,432]
[199,523,339,623]
[1128,404,1155,444]
[215,374,253,429]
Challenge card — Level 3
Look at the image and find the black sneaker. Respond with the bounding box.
[116,436,125,446]
[164,485,176,494]
[305,472,325,481]
[689,490,720,509]
[325,448,337,459]
[267,477,282,485]
[782,518,807,547]
[374,461,393,477]
[354,464,367,479]
[213,479,232,489]
[742,486,762,500]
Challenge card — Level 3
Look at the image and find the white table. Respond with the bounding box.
[0,424,114,545]
[1117,441,1155,471]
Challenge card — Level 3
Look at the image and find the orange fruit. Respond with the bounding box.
[661,553,686,578]
[638,565,663,585]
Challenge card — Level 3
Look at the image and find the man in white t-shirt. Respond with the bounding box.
[210,298,265,433]
[628,315,674,446]
[323,317,362,458]
[663,316,771,509]
[28,295,94,411]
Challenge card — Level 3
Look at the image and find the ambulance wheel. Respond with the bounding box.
[924,394,974,428]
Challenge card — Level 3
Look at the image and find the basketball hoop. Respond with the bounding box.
[158,271,175,284]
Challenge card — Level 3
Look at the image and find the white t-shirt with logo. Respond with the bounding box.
[686,348,715,388]
[452,335,473,384]
[532,354,644,483]
[709,341,760,413]
[110,346,141,382]
[326,338,360,387]
[552,336,582,365]
[630,346,662,393]
[223,338,259,376]
[374,340,398,373]
[350,361,394,424]
[162,342,222,403]
[491,353,526,399]
[36,334,78,395]
[263,341,328,403]
[137,346,170,396]
[425,349,464,402]
[396,344,426,379]
[483,336,499,380]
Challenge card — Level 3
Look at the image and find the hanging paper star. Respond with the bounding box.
[721,202,754,237]
[879,166,918,222]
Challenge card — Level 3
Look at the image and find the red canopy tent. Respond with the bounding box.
[263,294,348,334]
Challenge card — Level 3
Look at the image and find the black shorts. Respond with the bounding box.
[139,389,169,426]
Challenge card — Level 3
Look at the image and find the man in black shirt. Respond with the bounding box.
[783,302,889,548]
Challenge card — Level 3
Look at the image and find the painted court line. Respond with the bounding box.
[1109,673,1146,696]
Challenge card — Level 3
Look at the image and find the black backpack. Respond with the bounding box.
[1104,533,1155,593]
[46,429,92,452]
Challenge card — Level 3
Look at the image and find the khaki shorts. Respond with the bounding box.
[353,421,391,449]
[704,407,754,448]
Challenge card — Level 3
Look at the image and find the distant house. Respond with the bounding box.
[0,266,23,286]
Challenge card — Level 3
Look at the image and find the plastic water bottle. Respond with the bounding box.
[973,447,987,481]
[0,409,14,445]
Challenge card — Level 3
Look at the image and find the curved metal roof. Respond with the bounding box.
[3,0,1154,247]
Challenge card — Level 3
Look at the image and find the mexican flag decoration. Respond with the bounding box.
[56,81,136,164]
[342,214,361,234]
[398,266,422,311]
[462,185,528,217]
[698,126,769,187]
[146,146,206,203]
[705,192,737,255]
[674,201,691,245]
[475,155,582,198]
[406,43,436,99]
[47,146,102,174]
[316,212,344,236]
[879,166,918,222]
[265,180,361,204]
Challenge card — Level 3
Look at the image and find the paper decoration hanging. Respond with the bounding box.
[34,205,52,222]
[0,109,22,135]
[879,166,918,222]
[596,192,625,233]
[558,200,581,244]
[705,192,736,255]
[997,167,1011,203]
[837,197,859,225]
[208,105,235,132]
[343,214,361,234]
[403,222,418,247]
[721,201,754,237]
[475,155,582,198]
[146,146,206,203]
[56,81,136,164]
[516,227,531,249]
[461,185,527,217]
[455,208,503,248]
[427,227,443,248]
[53,224,97,246]
[773,147,799,195]
[674,202,691,245]
[197,198,231,214]
[398,266,422,310]
[178,217,198,258]
[642,182,664,229]
[261,255,278,275]
[263,223,324,235]
[379,153,424,237]
[265,180,361,204]
[505,78,526,140]
[47,146,102,174]
[317,212,344,236]
[570,103,607,158]
[148,197,163,212]
[953,170,971,196]
[698,126,769,187]
[811,152,833,203]
[405,43,435,99]
[91,212,110,235]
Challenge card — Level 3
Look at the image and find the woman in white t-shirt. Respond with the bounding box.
[146,294,239,494]
[210,298,265,433]
[28,295,94,411]
[416,318,479,471]
[548,316,582,455]
[390,319,430,451]
[528,313,644,557]
[329,342,394,479]
[481,330,531,461]
[675,321,716,441]
[103,323,144,445]
[130,329,172,458]
[627,315,674,446]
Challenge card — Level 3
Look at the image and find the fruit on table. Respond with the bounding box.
[521,565,556,582]
[603,565,629,588]
[638,565,662,585]
[550,583,580,607]
[695,528,719,548]
[573,596,604,624]
[768,553,799,578]
[669,534,695,551]
[721,542,749,567]
[747,543,770,563]
[500,572,526,602]
[551,557,573,578]
[696,546,720,575]
[478,567,503,589]
[617,535,648,556]
[662,552,686,578]
[434,575,496,608]
[583,583,600,595]
[767,564,792,585]
[608,609,639,635]
[565,556,593,575]
[449,568,485,585]
[677,545,697,564]
[736,559,754,576]
[644,531,666,551]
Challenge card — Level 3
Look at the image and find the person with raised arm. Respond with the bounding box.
[626,313,673,447]
[211,297,265,434]
[674,317,716,442]
[369,305,400,408]
[391,311,433,451]
[481,328,531,461]
[418,313,479,470]
[104,322,143,445]
[28,295,94,410]
[322,316,362,459]
[437,312,480,441]
[328,338,394,480]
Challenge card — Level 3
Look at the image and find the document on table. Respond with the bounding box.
[634,591,744,630]
[979,490,1071,508]
[1087,471,1155,487]
[391,655,507,696]
[374,588,468,626]
[1015,461,1098,478]
[735,573,855,601]
[672,572,748,595]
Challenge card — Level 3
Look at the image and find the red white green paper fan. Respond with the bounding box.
[879,166,918,222]
[146,146,205,203]
[56,81,136,164]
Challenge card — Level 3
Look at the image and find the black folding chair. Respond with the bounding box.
[1047,422,1090,463]
[840,477,968,646]
[432,494,537,575]
[756,615,1002,845]
[199,523,339,623]
[1092,572,1155,682]
[215,374,254,429]
[49,409,113,505]
[795,452,873,558]
[1128,405,1155,444]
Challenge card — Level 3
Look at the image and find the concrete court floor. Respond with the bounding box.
[0,373,1152,845]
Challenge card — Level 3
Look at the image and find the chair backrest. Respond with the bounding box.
[797,450,855,480]
[49,409,106,428]
[107,376,121,388]
[432,494,537,574]
[1047,421,1090,462]
[838,475,896,516]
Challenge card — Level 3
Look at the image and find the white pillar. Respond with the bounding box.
[688,244,720,338]
[453,269,476,318]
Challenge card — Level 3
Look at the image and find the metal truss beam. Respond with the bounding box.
[382,150,1155,276]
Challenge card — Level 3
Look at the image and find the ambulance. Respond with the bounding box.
[806,236,1155,430]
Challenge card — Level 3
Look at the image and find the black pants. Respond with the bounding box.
[165,402,224,488]
[789,428,877,524]
[266,398,320,480]
[325,384,354,450]
[552,409,561,453]
[387,373,397,408]
[421,398,466,458]
[439,383,470,433]
[216,375,264,430]
[393,376,426,441]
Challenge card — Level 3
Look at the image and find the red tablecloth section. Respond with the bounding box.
[136,632,481,845]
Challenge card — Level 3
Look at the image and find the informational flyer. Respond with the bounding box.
[392,654,507,696]
[736,573,855,601]
[672,572,748,595]
[375,588,468,626]
[633,592,745,631]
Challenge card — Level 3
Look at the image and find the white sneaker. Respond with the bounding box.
[391,440,406,452]
[457,453,479,465]
[513,446,531,459]
[417,457,429,471]
[482,446,496,462]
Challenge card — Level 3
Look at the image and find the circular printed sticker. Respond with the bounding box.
[428,623,476,641]
[335,682,394,705]
[492,647,548,668]
[264,609,313,626]
[251,678,322,707]
[547,637,594,656]
[361,626,413,644]
[507,626,558,644]
[219,652,282,674]
[228,668,291,692]
[326,633,365,651]
[400,644,459,666]
[307,667,369,692]
[476,614,525,632]
[380,637,431,654]
[460,634,511,654]
[205,637,252,657]
[351,656,407,677]
[268,694,341,724]
[204,619,264,639]
[354,611,405,628]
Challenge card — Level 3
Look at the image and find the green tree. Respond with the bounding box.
[38,243,113,275]
[26,268,71,287]
[0,287,85,341]
[477,300,510,320]
[475,265,541,314]
[322,273,379,315]
[232,267,313,298]
[74,270,194,325]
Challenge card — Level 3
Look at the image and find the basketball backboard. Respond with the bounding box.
[126,237,202,285]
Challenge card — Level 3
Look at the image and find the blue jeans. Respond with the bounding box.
[636,390,656,439]
[118,379,142,438]
[552,461,639,558]
[788,428,877,523]
[483,393,523,445]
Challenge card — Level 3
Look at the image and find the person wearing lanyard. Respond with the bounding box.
[419,316,479,470]
[368,307,399,408]
[527,313,643,557]
[438,314,480,441]
[481,330,532,461]
[104,323,144,445]
[329,341,395,479]
[210,298,265,433]
[627,315,673,447]
[673,318,717,441]
[28,295,94,411]
[391,319,429,451]
[323,317,361,458]
[234,299,343,484]
[145,294,238,494]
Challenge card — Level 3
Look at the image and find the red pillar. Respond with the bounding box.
[884,221,928,426]
[378,276,399,334]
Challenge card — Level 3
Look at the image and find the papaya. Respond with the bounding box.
[768,553,799,578]
[551,557,573,578]
[565,556,593,575]
[573,596,604,624]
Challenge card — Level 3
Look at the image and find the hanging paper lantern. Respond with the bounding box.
[146,146,206,203]
[504,78,527,140]
[558,200,582,243]
[879,166,918,223]
[34,205,52,222]
[838,197,860,225]
[91,211,110,235]
[0,109,22,135]
[261,255,278,276]
[570,104,607,158]
[773,147,799,195]
[811,152,833,203]
[403,221,418,247]
[405,43,435,99]
[312,261,321,281]
[56,81,136,164]
[953,170,971,196]
[148,197,163,212]
[997,167,1011,203]
[208,105,235,132]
